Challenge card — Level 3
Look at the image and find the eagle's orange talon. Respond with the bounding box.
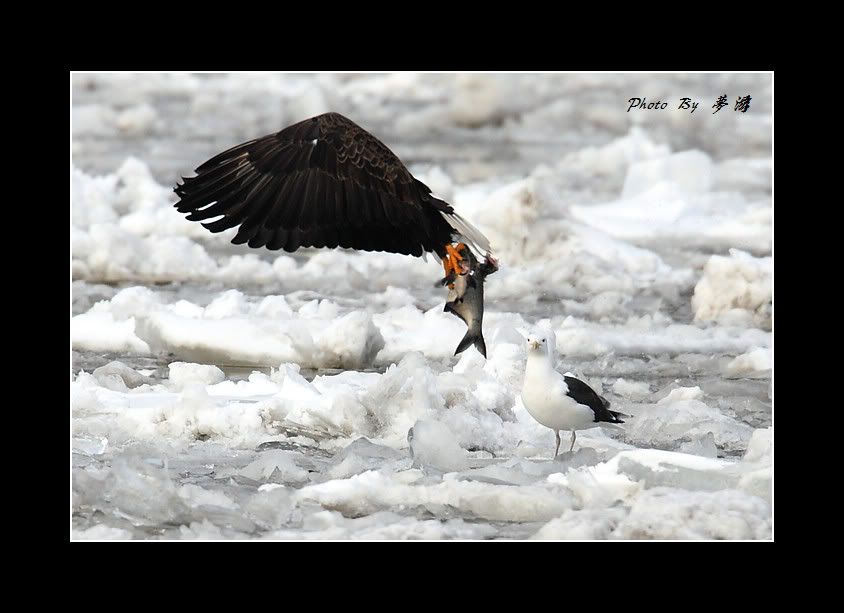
[442,243,467,278]
[442,256,453,278]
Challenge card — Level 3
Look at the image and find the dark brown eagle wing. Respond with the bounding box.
[173,112,455,256]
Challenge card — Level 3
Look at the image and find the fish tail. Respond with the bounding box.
[454,325,487,358]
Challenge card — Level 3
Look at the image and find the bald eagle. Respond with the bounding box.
[173,112,493,278]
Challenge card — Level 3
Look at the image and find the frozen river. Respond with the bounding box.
[71,73,772,540]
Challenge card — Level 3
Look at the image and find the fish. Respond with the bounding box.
[440,245,499,358]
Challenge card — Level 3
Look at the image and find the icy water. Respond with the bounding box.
[72,73,772,540]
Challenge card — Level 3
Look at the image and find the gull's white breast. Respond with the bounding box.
[521,357,596,432]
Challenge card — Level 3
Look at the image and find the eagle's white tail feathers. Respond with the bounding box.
[440,211,493,257]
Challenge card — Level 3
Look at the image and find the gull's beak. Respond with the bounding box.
[529,340,541,350]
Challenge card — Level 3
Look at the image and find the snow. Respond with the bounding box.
[72,73,772,540]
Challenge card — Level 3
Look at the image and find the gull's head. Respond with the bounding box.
[526,334,548,354]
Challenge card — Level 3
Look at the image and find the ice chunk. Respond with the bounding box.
[114,103,158,135]
[243,486,298,531]
[204,289,249,319]
[82,456,191,526]
[533,508,627,540]
[93,361,151,391]
[659,386,704,403]
[678,432,719,458]
[612,487,771,539]
[71,312,150,354]
[454,462,544,487]
[692,249,772,328]
[328,438,405,479]
[448,74,507,127]
[611,449,737,492]
[550,447,605,470]
[714,157,772,194]
[268,509,499,540]
[78,288,385,369]
[238,450,310,485]
[168,362,225,390]
[82,224,218,283]
[179,519,226,540]
[724,348,772,377]
[103,286,163,320]
[742,427,772,464]
[736,427,772,502]
[73,436,109,456]
[611,378,651,400]
[217,255,277,284]
[254,295,294,319]
[628,396,754,452]
[407,419,468,472]
[178,484,239,510]
[622,150,713,198]
[548,455,640,509]
[73,525,134,540]
[359,353,443,445]
[313,311,385,369]
[297,469,575,523]
[139,308,383,370]
[372,305,468,363]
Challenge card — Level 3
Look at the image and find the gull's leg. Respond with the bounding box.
[554,430,561,458]
[569,430,577,452]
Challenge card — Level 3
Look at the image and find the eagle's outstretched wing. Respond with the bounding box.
[174,112,468,257]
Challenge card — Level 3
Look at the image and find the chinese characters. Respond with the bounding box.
[735,95,751,113]
[712,94,751,114]
[712,95,728,114]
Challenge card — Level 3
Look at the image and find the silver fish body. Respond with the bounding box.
[442,249,498,358]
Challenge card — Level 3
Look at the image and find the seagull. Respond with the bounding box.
[172,112,494,282]
[520,330,626,457]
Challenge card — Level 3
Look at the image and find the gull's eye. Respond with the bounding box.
[541,339,545,343]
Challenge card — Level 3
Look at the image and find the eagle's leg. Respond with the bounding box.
[442,243,467,283]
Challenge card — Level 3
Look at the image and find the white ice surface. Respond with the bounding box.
[73,73,771,540]
[72,353,771,539]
